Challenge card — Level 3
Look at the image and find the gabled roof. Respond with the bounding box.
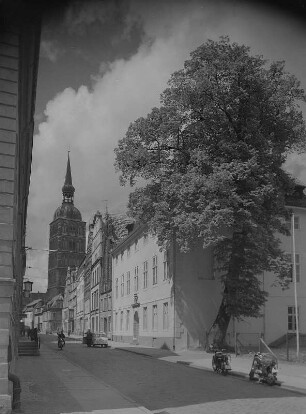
[47,293,64,308]
[23,298,43,312]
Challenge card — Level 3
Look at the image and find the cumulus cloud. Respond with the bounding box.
[27,0,306,291]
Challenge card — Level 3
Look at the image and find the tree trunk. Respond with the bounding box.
[207,296,231,349]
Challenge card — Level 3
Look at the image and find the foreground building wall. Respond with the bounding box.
[0,4,41,411]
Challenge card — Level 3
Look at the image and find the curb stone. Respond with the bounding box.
[190,362,306,396]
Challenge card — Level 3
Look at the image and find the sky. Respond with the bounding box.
[25,0,306,292]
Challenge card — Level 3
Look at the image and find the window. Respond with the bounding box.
[115,278,119,299]
[127,271,131,295]
[126,310,130,331]
[143,307,148,330]
[143,261,148,289]
[288,306,299,331]
[294,216,300,229]
[121,274,124,296]
[108,316,111,333]
[286,215,300,230]
[152,305,158,330]
[163,302,169,330]
[153,256,158,285]
[135,239,138,251]
[127,246,130,257]
[121,251,124,261]
[134,266,139,292]
[120,311,123,331]
[286,253,300,282]
[163,250,169,280]
[115,255,118,265]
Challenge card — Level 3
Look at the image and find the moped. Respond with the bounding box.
[249,352,280,385]
[212,349,232,375]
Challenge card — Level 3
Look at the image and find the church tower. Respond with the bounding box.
[47,154,86,299]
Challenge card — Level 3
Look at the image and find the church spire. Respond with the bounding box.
[62,152,75,204]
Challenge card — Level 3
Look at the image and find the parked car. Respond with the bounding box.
[90,332,109,348]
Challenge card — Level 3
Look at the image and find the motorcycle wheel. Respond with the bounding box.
[221,363,228,375]
[266,375,276,386]
[58,341,63,350]
[212,359,217,372]
[249,369,255,380]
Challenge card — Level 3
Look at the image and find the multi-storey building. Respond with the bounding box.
[62,266,77,334]
[0,3,41,409]
[47,154,86,299]
[84,222,93,332]
[90,211,103,332]
[99,213,115,337]
[232,186,306,347]
[112,187,306,351]
[112,223,219,350]
[75,257,86,335]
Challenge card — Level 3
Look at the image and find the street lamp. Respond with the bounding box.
[23,280,33,298]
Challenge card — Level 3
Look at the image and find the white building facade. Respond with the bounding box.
[112,224,221,350]
[232,197,306,347]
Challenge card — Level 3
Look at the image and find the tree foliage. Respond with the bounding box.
[114,37,306,344]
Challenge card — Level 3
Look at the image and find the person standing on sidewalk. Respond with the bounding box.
[86,329,93,347]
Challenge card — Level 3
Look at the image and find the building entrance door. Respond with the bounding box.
[133,311,139,343]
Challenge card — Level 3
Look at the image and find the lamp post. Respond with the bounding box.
[23,280,33,298]
[291,212,299,359]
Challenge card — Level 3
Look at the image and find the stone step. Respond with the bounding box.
[18,349,40,356]
[18,343,37,349]
[18,341,39,356]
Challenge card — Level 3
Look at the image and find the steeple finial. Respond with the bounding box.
[62,152,75,203]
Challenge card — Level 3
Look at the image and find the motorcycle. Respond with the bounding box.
[212,349,232,375]
[249,352,280,385]
[57,335,65,350]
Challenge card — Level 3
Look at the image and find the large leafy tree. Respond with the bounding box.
[114,37,306,346]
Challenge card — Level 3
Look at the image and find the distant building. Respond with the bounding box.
[84,223,94,332]
[75,257,86,335]
[100,213,115,336]
[47,154,86,299]
[62,267,78,334]
[45,294,63,334]
[23,299,43,332]
[90,211,103,332]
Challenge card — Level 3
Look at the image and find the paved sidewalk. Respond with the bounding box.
[67,334,306,394]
